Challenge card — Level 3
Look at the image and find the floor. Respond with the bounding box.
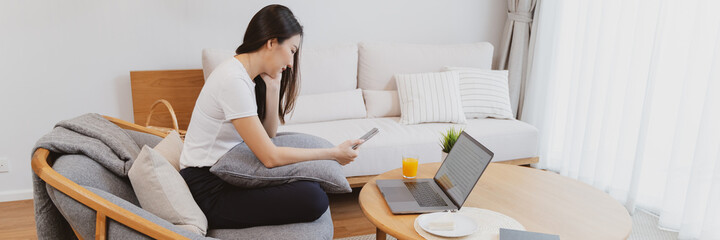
[0,188,680,240]
[328,188,378,238]
[0,199,35,239]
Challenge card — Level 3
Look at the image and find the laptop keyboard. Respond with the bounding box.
[404,182,448,207]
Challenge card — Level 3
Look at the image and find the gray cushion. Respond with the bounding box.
[124,129,163,150]
[46,184,213,240]
[210,132,352,193]
[49,154,209,239]
[52,154,139,205]
[207,207,333,240]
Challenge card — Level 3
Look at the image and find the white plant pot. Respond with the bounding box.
[441,152,449,162]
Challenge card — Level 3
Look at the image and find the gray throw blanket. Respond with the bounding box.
[32,113,141,239]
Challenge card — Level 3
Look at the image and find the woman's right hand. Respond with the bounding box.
[260,71,282,92]
[334,139,364,165]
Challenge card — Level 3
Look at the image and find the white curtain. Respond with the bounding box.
[498,0,537,118]
[523,0,720,239]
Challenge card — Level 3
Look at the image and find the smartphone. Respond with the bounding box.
[352,128,379,150]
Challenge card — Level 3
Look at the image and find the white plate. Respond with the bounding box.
[416,212,478,237]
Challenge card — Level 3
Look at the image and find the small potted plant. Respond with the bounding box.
[439,127,463,161]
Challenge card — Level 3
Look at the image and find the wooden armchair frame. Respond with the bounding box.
[31,116,188,240]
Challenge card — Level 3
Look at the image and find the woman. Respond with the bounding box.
[179,4,363,229]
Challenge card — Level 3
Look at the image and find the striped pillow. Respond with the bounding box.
[395,71,467,124]
[444,67,514,119]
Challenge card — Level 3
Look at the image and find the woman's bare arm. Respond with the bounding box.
[261,84,280,138]
[232,116,362,168]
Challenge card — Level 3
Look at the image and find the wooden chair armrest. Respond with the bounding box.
[31,148,190,240]
[102,115,169,138]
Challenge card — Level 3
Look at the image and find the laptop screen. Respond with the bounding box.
[433,132,494,208]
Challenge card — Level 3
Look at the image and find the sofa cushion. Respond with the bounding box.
[51,154,140,205]
[124,129,163,150]
[202,48,233,80]
[357,42,494,91]
[202,44,358,95]
[129,146,208,235]
[363,90,401,118]
[444,67,514,119]
[206,207,333,240]
[395,71,466,124]
[277,117,538,177]
[46,185,212,240]
[285,89,367,124]
[210,132,352,193]
[294,43,358,95]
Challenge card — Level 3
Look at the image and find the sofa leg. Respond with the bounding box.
[376,228,387,240]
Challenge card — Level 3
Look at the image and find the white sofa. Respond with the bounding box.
[202,42,538,178]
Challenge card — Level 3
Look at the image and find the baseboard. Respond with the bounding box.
[0,189,33,202]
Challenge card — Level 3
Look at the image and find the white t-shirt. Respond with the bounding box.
[180,57,257,169]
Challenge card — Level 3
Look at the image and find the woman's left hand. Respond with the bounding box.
[260,71,282,92]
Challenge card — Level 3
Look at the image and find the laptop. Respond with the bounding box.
[377,131,494,214]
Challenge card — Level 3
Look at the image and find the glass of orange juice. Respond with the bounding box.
[402,155,419,179]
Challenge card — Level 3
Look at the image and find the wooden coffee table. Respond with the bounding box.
[359,162,632,240]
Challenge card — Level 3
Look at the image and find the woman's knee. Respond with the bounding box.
[292,181,329,221]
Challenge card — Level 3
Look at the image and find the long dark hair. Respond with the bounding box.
[235,4,302,124]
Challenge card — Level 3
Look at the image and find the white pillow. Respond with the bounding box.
[444,67,514,119]
[152,131,183,171]
[284,89,367,124]
[363,90,400,118]
[201,44,358,95]
[128,146,208,236]
[395,71,467,124]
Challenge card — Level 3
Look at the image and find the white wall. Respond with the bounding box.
[0,0,507,202]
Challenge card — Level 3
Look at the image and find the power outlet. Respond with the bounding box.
[0,157,9,173]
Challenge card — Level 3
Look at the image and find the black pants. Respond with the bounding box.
[180,167,329,229]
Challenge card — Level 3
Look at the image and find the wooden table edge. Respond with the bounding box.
[359,174,424,240]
